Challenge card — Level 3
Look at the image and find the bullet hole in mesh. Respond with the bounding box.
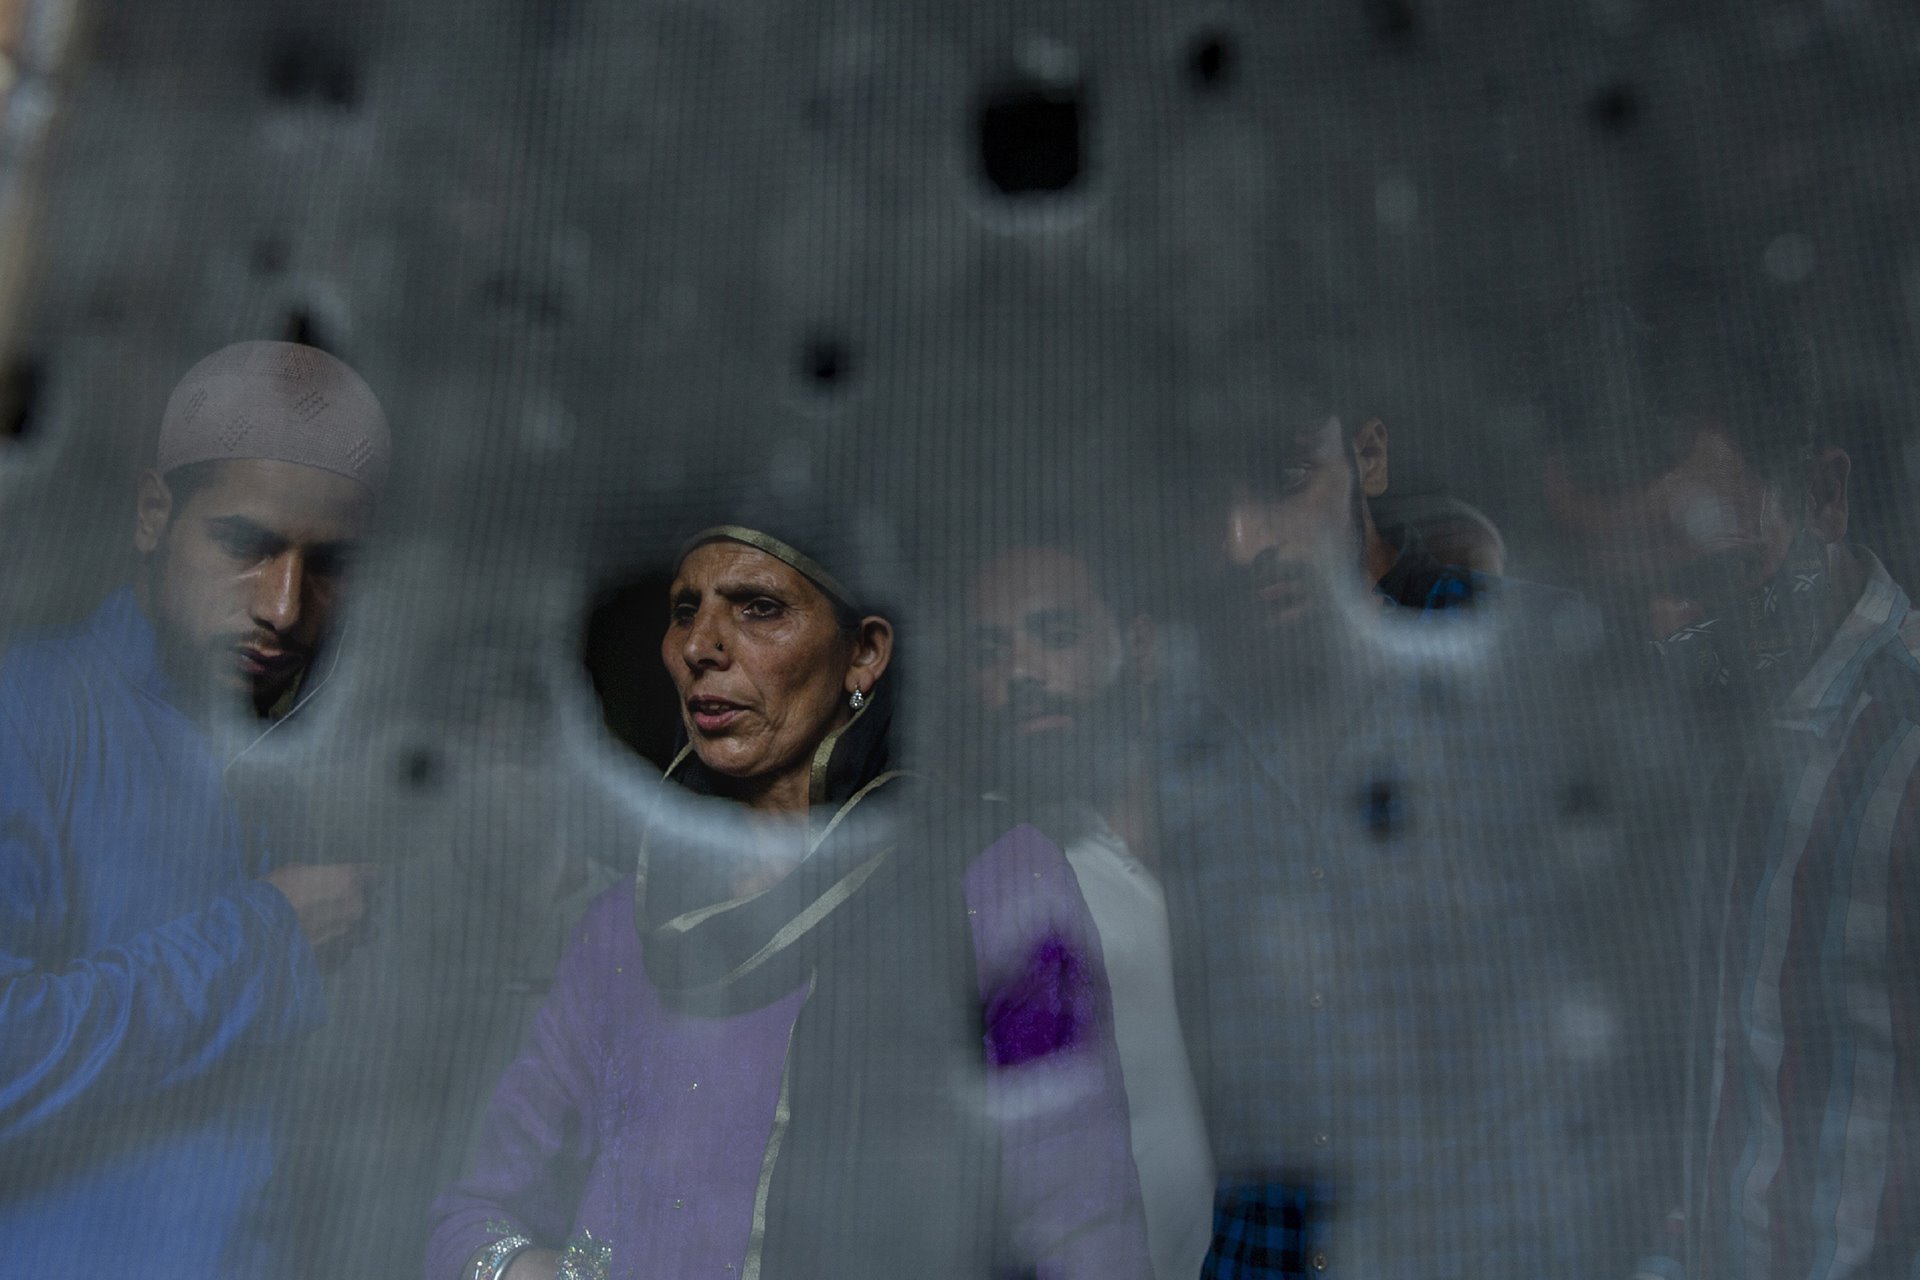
[1589,83,1641,133]
[282,306,332,352]
[399,746,443,793]
[264,35,360,110]
[0,353,45,446]
[1360,777,1404,839]
[1188,32,1234,91]
[977,68,1086,196]
[1366,0,1419,45]
[801,333,853,391]
[250,236,291,277]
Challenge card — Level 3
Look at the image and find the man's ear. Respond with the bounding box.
[134,469,173,554]
[1803,446,1851,543]
[846,615,896,696]
[1352,417,1390,498]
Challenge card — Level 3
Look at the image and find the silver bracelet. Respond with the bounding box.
[469,1232,534,1280]
[555,1228,612,1280]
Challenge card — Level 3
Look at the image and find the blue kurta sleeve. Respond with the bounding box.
[0,673,326,1143]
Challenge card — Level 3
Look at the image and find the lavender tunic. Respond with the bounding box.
[426,824,1151,1280]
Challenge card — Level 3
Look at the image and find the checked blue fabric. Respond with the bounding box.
[1200,1178,1333,1280]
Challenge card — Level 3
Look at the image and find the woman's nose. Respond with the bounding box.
[683,605,730,667]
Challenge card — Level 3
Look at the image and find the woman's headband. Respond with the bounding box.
[678,525,861,613]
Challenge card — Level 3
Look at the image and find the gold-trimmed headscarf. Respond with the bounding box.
[678,525,860,614]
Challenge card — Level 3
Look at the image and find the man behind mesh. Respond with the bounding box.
[0,341,388,1278]
[959,535,1219,1280]
[1543,294,1920,1280]
[1160,354,1671,1278]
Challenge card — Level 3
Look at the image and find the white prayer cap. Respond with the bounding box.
[156,341,390,492]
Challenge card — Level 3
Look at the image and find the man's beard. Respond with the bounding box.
[1650,529,1834,719]
[159,626,294,721]
[1222,470,1374,710]
[981,686,1136,813]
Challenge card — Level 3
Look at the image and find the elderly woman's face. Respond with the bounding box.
[663,542,857,805]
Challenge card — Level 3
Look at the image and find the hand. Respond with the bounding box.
[503,1248,560,1280]
[262,863,383,966]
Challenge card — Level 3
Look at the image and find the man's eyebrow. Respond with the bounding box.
[1238,447,1317,488]
[204,515,286,551]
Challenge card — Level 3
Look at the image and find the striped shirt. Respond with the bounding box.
[1648,550,1920,1280]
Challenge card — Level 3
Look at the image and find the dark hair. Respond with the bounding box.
[1536,291,1818,496]
[1182,337,1378,509]
[965,535,1146,626]
[1070,539,1144,623]
[808,588,863,638]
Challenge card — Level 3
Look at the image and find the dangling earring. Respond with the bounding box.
[849,687,866,711]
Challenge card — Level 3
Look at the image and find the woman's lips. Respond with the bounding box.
[1017,712,1075,736]
[688,700,745,733]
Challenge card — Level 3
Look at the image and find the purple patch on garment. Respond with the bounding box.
[983,933,1088,1066]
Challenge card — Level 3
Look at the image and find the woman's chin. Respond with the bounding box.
[691,745,755,776]
[691,746,786,792]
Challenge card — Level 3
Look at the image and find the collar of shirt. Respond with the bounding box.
[1775,548,1910,737]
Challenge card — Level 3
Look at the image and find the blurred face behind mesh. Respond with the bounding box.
[965,546,1138,801]
[1547,422,1856,711]
[134,458,371,717]
[1548,424,1804,640]
[663,541,860,809]
[1221,415,1370,638]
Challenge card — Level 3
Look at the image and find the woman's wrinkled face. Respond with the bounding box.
[663,541,856,807]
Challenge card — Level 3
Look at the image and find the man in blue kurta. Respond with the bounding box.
[0,340,391,1277]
